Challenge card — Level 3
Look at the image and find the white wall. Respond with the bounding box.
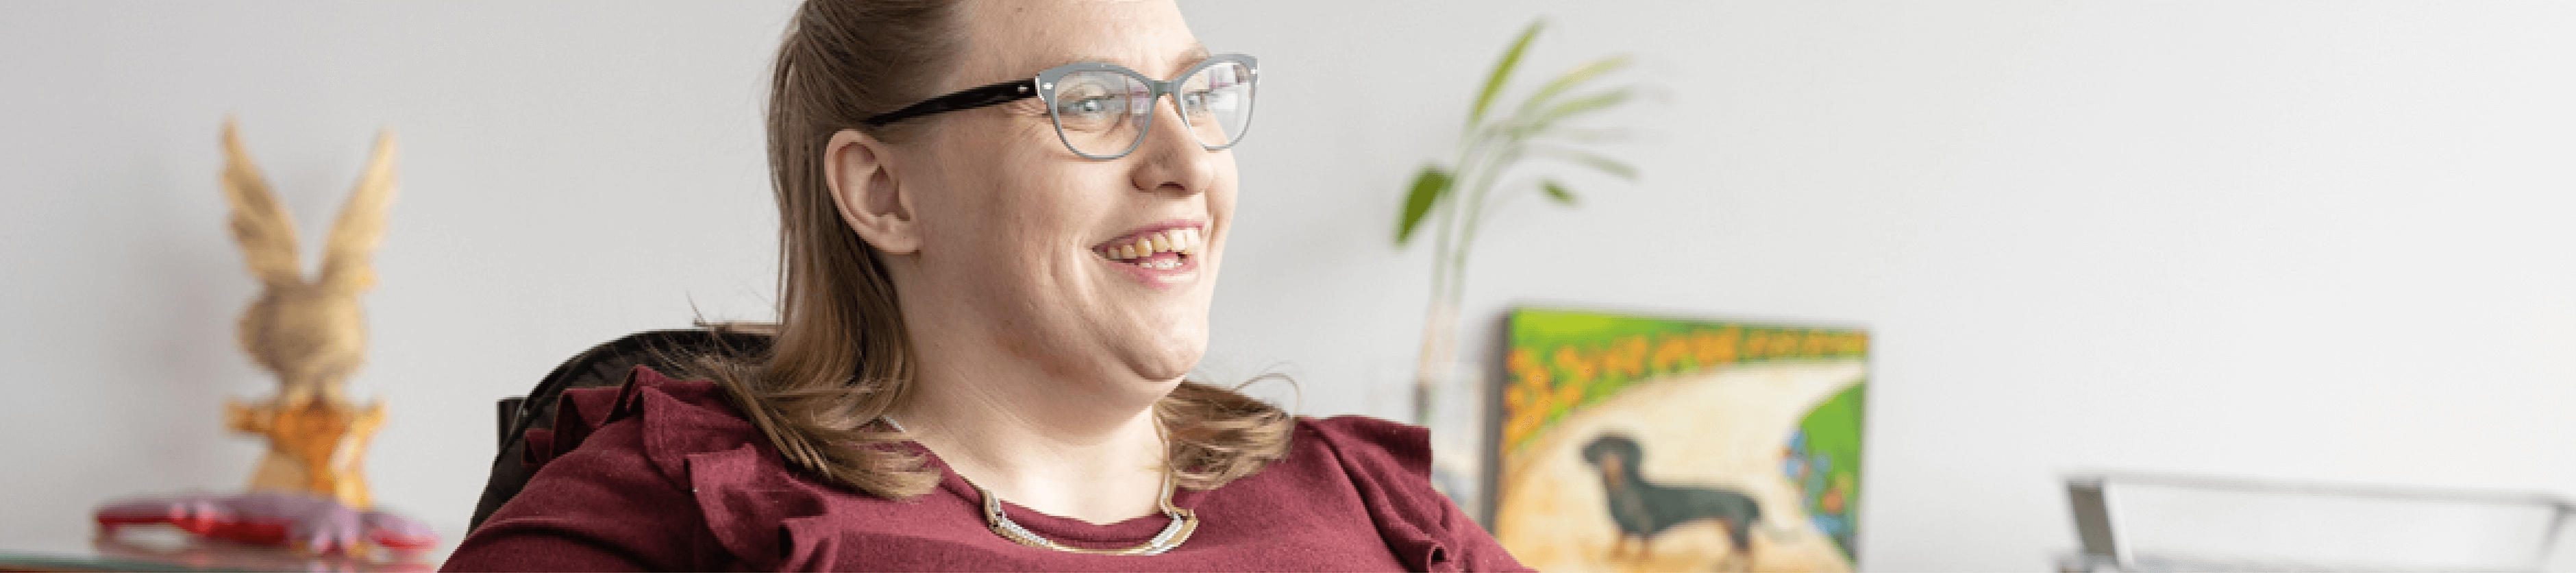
[0,0,798,558]
[4,2,2573,571]
[1185,2,2576,570]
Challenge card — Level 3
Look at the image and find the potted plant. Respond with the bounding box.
[1396,19,1642,426]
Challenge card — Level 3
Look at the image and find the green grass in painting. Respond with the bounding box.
[1500,308,1868,453]
[1796,382,1866,559]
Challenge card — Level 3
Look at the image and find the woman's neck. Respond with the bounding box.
[889,367,1172,525]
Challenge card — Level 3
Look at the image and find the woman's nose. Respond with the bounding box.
[1126,95,1217,195]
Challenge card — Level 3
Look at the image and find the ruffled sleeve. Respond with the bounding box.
[1305,416,1533,572]
[444,366,841,572]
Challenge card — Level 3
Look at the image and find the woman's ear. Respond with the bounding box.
[824,128,921,254]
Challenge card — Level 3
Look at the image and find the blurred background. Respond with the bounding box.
[3,1,2573,570]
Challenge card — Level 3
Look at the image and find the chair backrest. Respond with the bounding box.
[467,328,773,532]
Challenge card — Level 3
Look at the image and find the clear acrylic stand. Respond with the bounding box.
[2065,472,2573,572]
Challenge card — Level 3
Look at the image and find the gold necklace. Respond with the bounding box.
[976,478,1197,556]
[883,417,1198,556]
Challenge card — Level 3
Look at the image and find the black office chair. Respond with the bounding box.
[466,328,773,532]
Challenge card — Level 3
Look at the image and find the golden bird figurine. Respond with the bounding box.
[216,120,397,508]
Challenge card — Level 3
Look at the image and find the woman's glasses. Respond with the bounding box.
[862,54,1258,160]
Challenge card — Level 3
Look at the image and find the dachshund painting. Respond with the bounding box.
[1582,433,1774,571]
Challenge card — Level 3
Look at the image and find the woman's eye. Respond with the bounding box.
[1183,90,1237,115]
[1063,96,1118,116]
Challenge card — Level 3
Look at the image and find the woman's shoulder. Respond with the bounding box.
[451,366,817,572]
[1291,415,1435,480]
[1274,415,1528,572]
[521,365,764,475]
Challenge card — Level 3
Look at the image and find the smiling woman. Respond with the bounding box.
[436,1,1525,571]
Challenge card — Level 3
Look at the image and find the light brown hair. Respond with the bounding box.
[700,0,1292,500]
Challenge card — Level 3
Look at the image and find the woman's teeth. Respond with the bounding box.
[1106,228,1202,262]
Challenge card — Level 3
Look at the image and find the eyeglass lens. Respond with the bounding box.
[1050,61,1254,158]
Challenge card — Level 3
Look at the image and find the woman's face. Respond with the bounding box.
[895,0,1235,391]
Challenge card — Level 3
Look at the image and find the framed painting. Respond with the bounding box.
[1491,308,1867,572]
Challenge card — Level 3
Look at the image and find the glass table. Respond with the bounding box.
[0,526,445,572]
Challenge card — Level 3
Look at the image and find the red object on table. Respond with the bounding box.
[94,491,436,555]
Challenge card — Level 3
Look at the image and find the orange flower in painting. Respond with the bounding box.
[1650,334,1692,374]
[1692,330,1737,366]
[1554,376,1584,411]
[1552,345,1596,386]
[1506,380,1560,449]
[1508,348,1549,393]
[1504,409,1541,448]
[1801,331,1827,356]
[1602,336,1648,380]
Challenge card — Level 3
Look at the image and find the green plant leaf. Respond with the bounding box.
[1541,180,1578,206]
[1535,126,1640,144]
[1531,145,1639,180]
[1469,20,1545,126]
[1396,165,1454,246]
[1522,88,1634,132]
[1518,55,1632,116]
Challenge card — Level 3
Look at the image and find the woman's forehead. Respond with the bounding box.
[956,0,1206,81]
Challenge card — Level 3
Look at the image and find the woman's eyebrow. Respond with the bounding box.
[1177,44,1211,66]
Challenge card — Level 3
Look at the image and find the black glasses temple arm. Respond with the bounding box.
[860,80,1039,127]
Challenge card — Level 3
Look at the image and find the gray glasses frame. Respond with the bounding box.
[1037,53,1259,160]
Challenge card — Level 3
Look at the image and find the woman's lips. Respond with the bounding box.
[1093,223,1204,263]
[1094,223,1206,288]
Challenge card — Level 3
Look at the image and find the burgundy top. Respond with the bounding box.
[441,367,1528,572]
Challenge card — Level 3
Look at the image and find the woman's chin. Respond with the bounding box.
[1133,362,1199,386]
[1122,345,1205,385]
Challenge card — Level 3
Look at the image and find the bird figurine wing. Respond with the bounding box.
[220,119,305,288]
[318,131,397,291]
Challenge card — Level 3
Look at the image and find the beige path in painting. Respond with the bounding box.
[1495,359,1865,572]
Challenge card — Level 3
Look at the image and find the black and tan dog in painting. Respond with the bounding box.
[1581,433,1775,572]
